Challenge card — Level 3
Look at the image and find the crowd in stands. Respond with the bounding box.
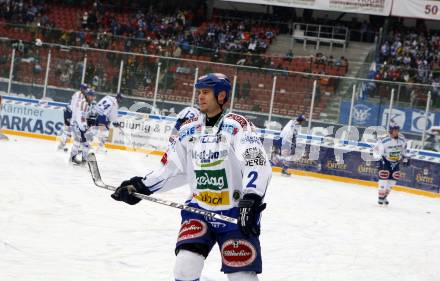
[211,8,378,43]
[194,19,276,55]
[0,0,54,27]
[377,29,440,85]
[371,26,440,107]
[0,0,354,119]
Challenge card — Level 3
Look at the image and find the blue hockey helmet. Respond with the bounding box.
[389,123,400,132]
[85,88,95,97]
[195,73,231,105]
[296,114,306,123]
[80,83,88,92]
[116,92,123,103]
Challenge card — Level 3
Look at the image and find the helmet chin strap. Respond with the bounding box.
[216,99,224,109]
[215,93,226,109]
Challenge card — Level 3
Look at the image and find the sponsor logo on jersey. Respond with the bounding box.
[177,219,207,241]
[226,113,248,128]
[222,123,239,135]
[240,135,261,144]
[192,149,228,167]
[179,124,201,141]
[194,191,230,206]
[195,169,228,190]
[181,116,199,127]
[392,171,401,180]
[221,240,257,267]
[233,190,241,201]
[160,152,168,165]
[243,147,266,166]
[386,147,403,161]
[208,221,227,229]
[378,170,390,179]
[246,157,266,166]
[200,135,222,144]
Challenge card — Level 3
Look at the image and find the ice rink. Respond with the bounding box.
[1,135,440,281]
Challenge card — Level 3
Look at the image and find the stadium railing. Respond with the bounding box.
[0,34,438,151]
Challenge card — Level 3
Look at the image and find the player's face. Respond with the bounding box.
[390,129,399,139]
[198,88,221,115]
[86,95,95,104]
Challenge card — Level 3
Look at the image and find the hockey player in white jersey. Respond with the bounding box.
[92,92,122,151]
[57,83,88,151]
[70,88,95,165]
[277,114,306,176]
[111,73,271,281]
[373,124,409,205]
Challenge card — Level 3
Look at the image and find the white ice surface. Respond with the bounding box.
[1,136,440,281]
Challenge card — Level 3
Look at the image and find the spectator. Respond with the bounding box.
[284,49,293,62]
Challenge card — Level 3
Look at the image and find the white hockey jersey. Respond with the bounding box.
[143,112,272,211]
[70,91,90,131]
[373,135,407,162]
[94,96,119,123]
[279,119,302,145]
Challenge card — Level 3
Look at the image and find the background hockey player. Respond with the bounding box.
[57,83,88,151]
[373,124,409,205]
[92,92,123,151]
[70,88,95,164]
[276,114,306,176]
[111,73,272,281]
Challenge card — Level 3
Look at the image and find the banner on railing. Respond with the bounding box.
[339,100,440,133]
[3,95,440,193]
[270,144,440,193]
[223,0,393,15]
[391,0,440,20]
[0,100,64,135]
[111,114,175,152]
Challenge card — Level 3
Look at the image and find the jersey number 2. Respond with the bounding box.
[246,171,258,188]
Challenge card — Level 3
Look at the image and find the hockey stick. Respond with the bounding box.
[87,153,238,224]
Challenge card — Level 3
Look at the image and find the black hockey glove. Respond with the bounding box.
[111,176,153,205]
[238,193,266,237]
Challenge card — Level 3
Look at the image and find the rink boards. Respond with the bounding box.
[1,95,440,197]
